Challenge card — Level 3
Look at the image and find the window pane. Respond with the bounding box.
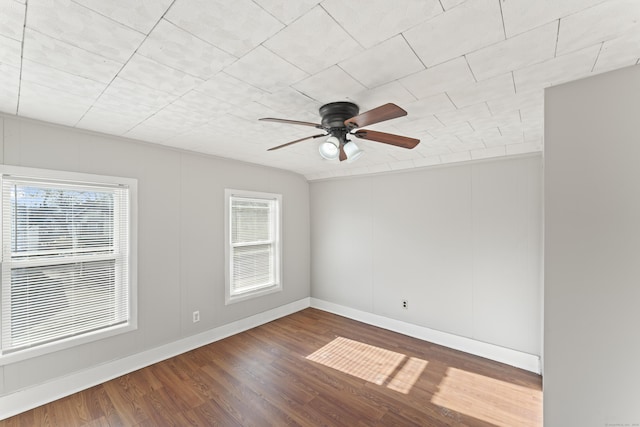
[232,244,274,293]
[231,198,272,243]
[8,259,127,351]
[11,185,114,257]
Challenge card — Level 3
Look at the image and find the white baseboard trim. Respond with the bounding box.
[0,297,311,421]
[310,298,541,374]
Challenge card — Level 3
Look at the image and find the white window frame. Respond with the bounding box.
[0,165,137,365]
[225,189,282,304]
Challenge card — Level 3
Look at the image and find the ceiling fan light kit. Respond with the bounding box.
[260,101,420,164]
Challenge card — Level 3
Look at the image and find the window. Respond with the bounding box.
[0,166,137,363]
[225,189,282,304]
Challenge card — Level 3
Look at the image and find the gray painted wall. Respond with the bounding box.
[0,115,310,395]
[310,155,543,356]
[544,65,640,426]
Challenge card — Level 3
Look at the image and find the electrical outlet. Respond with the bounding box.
[193,310,200,323]
[402,300,408,309]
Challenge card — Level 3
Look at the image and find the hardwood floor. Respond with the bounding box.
[0,308,542,426]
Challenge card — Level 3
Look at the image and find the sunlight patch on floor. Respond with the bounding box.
[431,367,543,427]
[386,356,428,394]
[306,336,427,394]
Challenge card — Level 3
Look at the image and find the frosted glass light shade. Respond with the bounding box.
[319,136,340,160]
[343,140,363,163]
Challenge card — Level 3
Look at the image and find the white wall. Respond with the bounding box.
[310,155,543,358]
[544,65,640,426]
[0,115,310,397]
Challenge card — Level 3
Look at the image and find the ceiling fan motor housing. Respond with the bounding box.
[319,102,359,141]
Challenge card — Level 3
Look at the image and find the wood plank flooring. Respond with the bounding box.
[0,308,542,426]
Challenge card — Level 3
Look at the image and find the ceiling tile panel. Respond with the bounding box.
[400,57,475,100]
[27,0,145,62]
[447,73,515,108]
[404,93,457,118]
[415,141,451,157]
[229,100,284,123]
[322,0,442,49]
[257,87,320,118]
[513,45,601,93]
[0,63,19,114]
[556,0,640,56]
[449,140,486,153]
[22,29,123,83]
[430,124,476,141]
[138,19,236,79]
[98,76,178,110]
[435,103,492,126]
[519,105,543,127]
[469,110,521,132]
[522,126,543,144]
[0,0,25,40]
[76,106,150,135]
[487,89,543,116]
[593,33,640,73]
[467,21,558,82]
[176,90,234,119]
[499,124,526,138]
[482,132,524,148]
[392,115,444,135]
[72,0,172,34]
[21,59,106,99]
[224,46,308,93]
[18,81,93,126]
[500,0,604,38]
[440,0,467,10]
[347,81,417,113]
[165,0,283,57]
[0,34,22,67]
[253,0,320,24]
[90,95,160,118]
[124,123,177,143]
[339,35,425,89]
[264,6,361,74]
[293,65,365,103]
[194,72,267,106]
[134,107,205,135]
[118,54,204,96]
[404,0,504,67]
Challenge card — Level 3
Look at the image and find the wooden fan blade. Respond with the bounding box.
[267,134,326,151]
[260,117,323,128]
[339,144,347,162]
[353,129,420,149]
[344,103,407,129]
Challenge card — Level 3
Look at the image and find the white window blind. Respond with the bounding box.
[1,176,131,356]
[226,190,281,303]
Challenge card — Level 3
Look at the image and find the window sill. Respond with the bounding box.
[225,283,282,305]
[0,322,137,366]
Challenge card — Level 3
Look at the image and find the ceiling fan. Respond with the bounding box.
[259,102,420,162]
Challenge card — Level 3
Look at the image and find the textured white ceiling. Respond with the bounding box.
[0,0,639,180]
